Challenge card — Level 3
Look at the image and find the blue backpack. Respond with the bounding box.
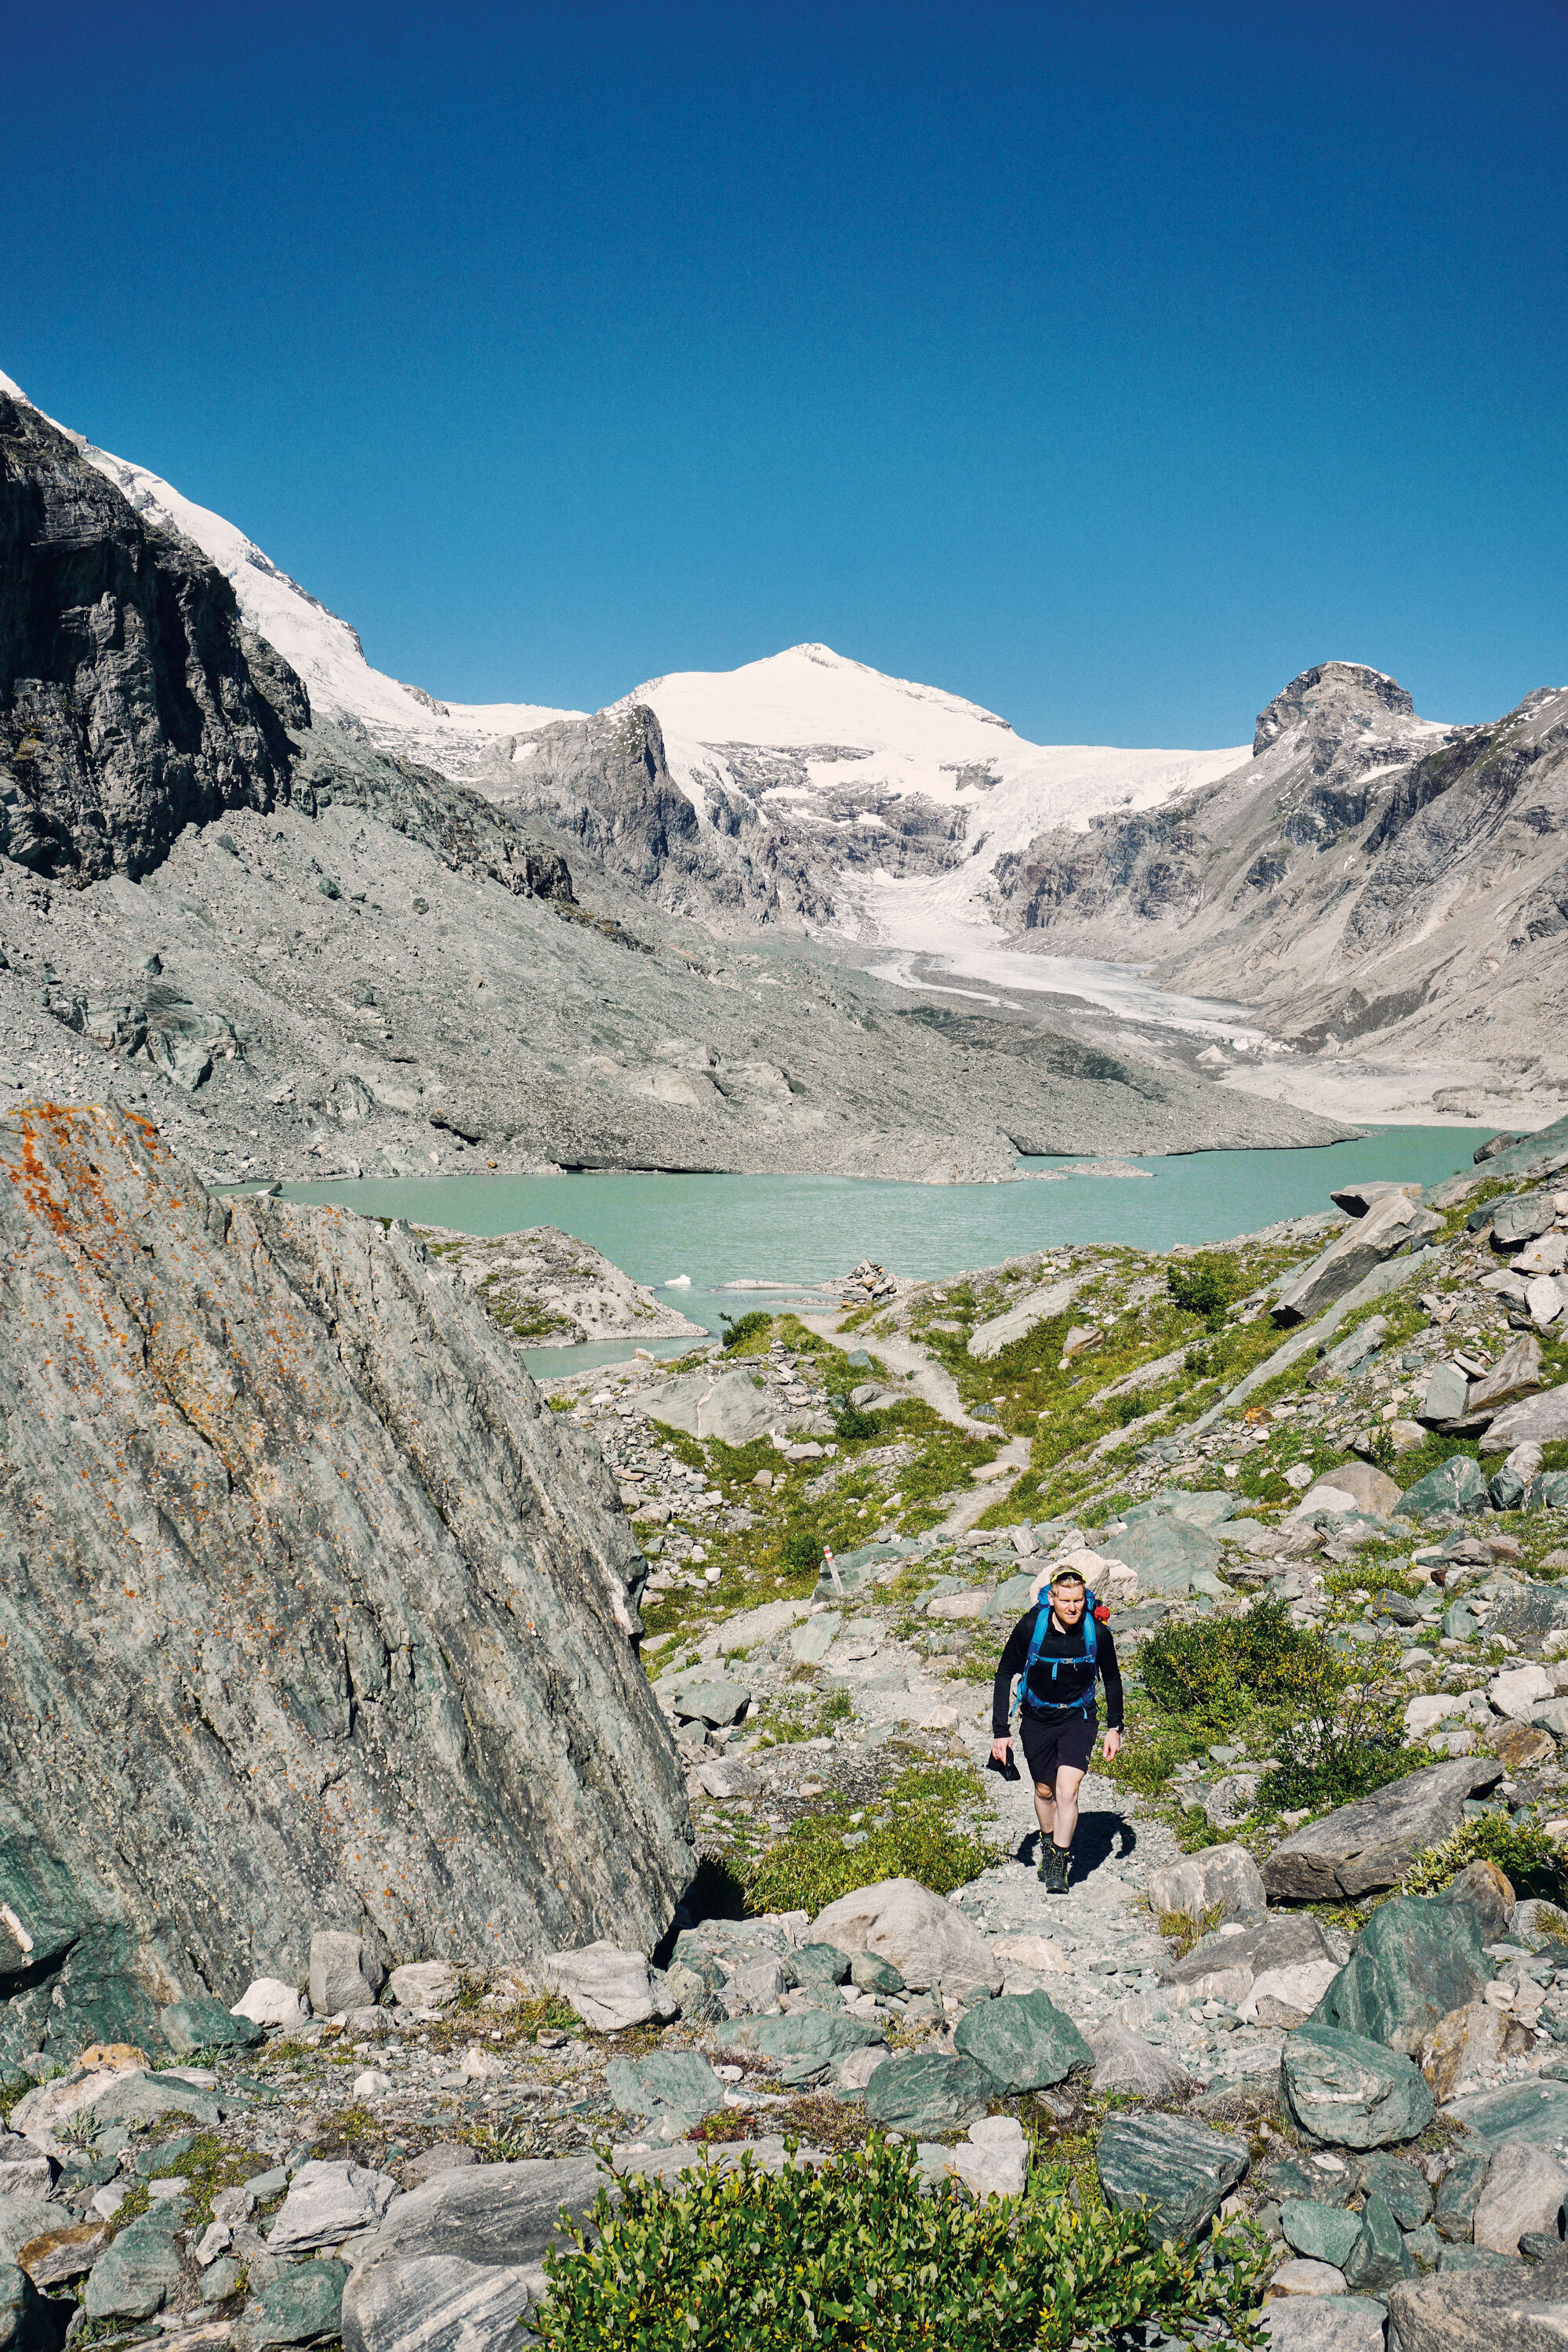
[1019,1592,1101,1719]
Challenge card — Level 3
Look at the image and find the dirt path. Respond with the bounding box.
[799,1311,1032,1535]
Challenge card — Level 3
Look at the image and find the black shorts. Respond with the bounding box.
[1019,1706,1098,1784]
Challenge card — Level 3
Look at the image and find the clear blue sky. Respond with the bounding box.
[5,2,1564,744]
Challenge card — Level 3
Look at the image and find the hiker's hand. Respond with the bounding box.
[1102,1729,1122,1762]
[991,1738,1011,1765]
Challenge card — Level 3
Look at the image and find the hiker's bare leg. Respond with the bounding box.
[1052,1764,1085,1849]
[1033,1775,1056,1845]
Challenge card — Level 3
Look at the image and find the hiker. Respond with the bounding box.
[990,1565,1123,1893]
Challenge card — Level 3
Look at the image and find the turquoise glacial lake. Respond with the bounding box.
[278,1125,1486,1377]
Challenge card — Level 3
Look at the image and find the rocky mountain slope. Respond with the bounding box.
[0,1102,691,2056]
[0,369,1349,1178]
[995,662,1568,1129]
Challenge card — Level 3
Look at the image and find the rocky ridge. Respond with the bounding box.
[994,661,1568,1128]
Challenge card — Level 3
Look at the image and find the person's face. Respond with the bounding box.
[1051,1580,1086,1625]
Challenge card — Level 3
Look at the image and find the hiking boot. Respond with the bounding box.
[1043,1843,1072,1894]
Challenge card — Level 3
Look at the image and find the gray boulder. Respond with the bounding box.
[660,1675,750,1730]
[1280,2024,1434,2148]
[1492,1192,1558,1247]
[341,2157,608,2352]
[538,1944,677,2034]
[638,1369,775,1446]
[1095,2111,1248,2243]
[267,2161,401,2254]
[863,2051,993,2132]
[1261,1759,1504,1900]
[1147,1842,1266,1929]
[0,1111,691,2027]
[1480,1383,1568,1457]
[1472,2141,1568,2256]
[952,1992,1093,2093]
[1385,2263,1568,2348]
[1163,1911,1339,1986]
[1420,1363,1472,1426]
[809,1878,1000,2000]
[1274,1192,1443,1325]
[310,1930,384,2018]
[1087,2024,1192,2102]
[1468,1335,1546,1417]
[1265,2299,1386,2350]
[1312,1894,1490,2053]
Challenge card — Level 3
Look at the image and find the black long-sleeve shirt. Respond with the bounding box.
[992,1606,1123,1737]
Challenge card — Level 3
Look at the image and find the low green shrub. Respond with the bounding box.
[720,1311,772,1352]
[834,1403,881,1439]
[745,1761,1000,1915]
[1138,1597,1302,1725]
[536,2135,1269,2351]
[782,1526,824,1573]
[1402,1814,1568,1905]
[1167,1253,1241,1324]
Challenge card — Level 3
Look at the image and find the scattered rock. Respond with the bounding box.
[1264,2299,1386,2350]
[604,2051,725,2125]
[1472,2141,1568,2257]
[719,2009,884,2086]
[267,2161,400,2255]
[1479,1381,1568,1457]
[1420,2002,1509,2103]
[1087,2023,1192,2101]
[1147,1842,1267,1928]
[387,1963,456,2012]
[1280,2200,1363,2269]
[1396,1456,1489,1518]
[233,1978,311,2032]
[83,2200,184,2320]
[1342,2192,1414,2293]
[1385,2260,1568,2347]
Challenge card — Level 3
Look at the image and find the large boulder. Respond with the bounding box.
[1298,1461,1401,1516]
[1273,1193,1443,1325]
[1480,1383,1568,1457]
[0,1109,691,2026]
[1492,1192,1558,1247]
[809,1879,1001,2000]
[1385,2261,1568,2349]
[952,1992,1092,2093]
[1265,2296,1386,2349]
[1280,2024,1434,2148]
[0,2263,61,2352]
[248,2260,350,2350]
[637,1368,775,1446]
[1163,1911,1340,1986]
[1261,1759,1504,1902]
[82,2201,185,2320]
[604,2052,724,2128]
[1087,2024,1192,2102]
[1311,1895,1490,2053]
[1095,2111,1248,2243]
[1147,1843,1266,1929]
[340,2157,608,2352]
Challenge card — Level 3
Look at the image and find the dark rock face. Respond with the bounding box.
[0,1104,690,2057]
[1253,662,1415,755]
[0,394,301,884]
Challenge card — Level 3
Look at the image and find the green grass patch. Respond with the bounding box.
[745,1759,1002,1914]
